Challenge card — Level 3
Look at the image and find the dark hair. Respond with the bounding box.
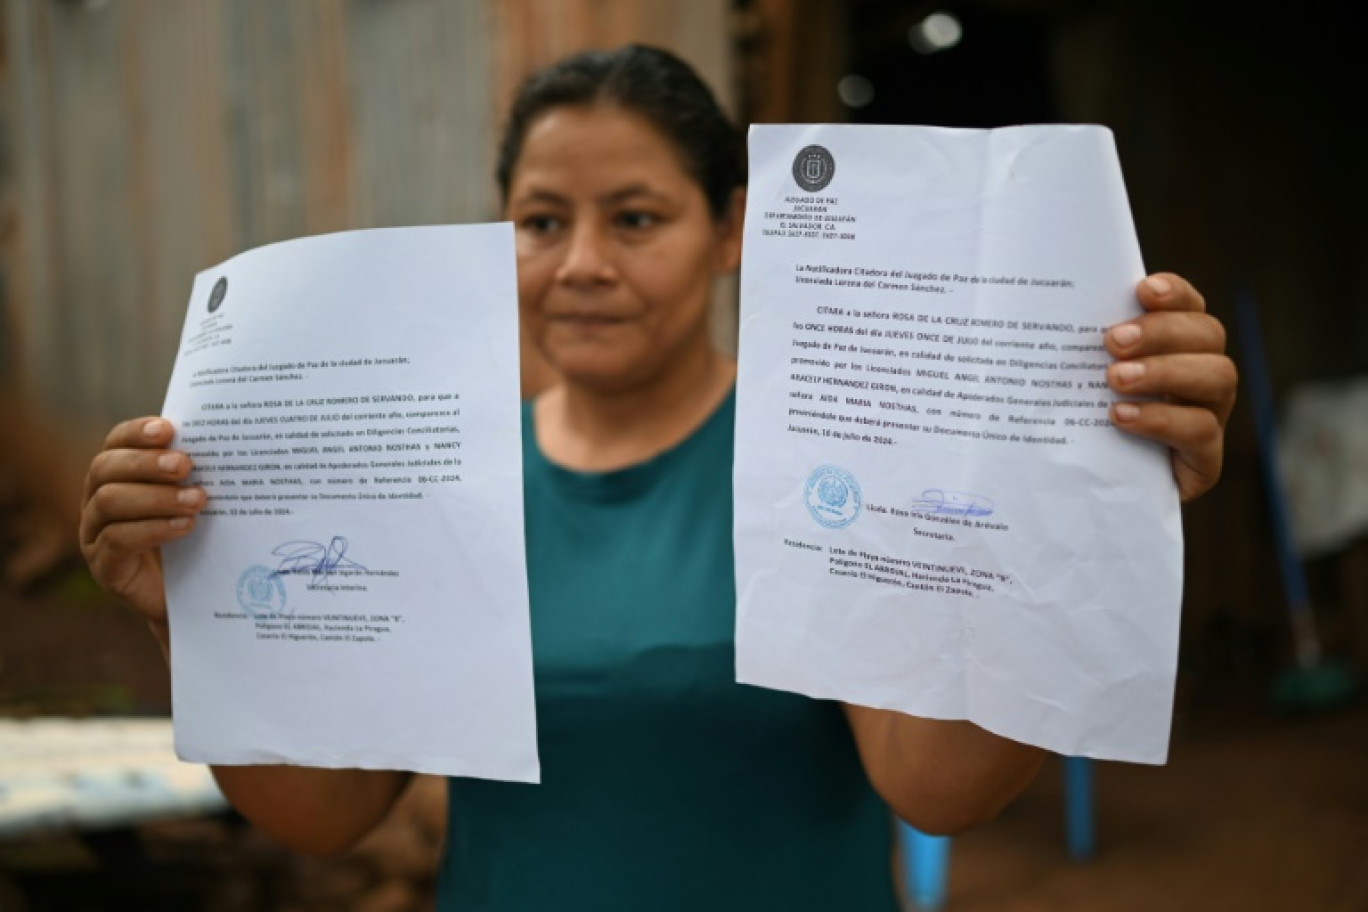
[496,44,745,220]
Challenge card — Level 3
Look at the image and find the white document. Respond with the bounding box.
[734,125,1182,764]
[161,225,538,782]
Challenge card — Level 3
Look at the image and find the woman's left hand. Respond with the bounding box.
[1105,273,1237,503]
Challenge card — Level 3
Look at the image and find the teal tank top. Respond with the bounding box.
[437,391,898,910]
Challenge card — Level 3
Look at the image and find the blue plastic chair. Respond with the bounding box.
[900,825,952,911]
[899,756,1094,910]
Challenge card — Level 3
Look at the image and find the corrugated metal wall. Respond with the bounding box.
[5,0,497,435]
[2,0,736,444]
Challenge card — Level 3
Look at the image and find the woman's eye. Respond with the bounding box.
[615,211,659,231]
[519,214,563,235]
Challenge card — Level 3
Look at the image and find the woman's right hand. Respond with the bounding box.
[79,417,206,648]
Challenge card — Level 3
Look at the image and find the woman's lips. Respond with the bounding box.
[549,313,630,327]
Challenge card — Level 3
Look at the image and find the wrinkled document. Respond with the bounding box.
[161,225,538,782]
[734,125,1182,764]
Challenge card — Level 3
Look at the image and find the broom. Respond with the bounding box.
[1233,291,1359,713]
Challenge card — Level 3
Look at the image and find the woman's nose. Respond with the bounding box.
[555,221,615,286]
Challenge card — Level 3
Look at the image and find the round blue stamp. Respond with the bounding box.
[236,565,287,616]
[805,465,862,529]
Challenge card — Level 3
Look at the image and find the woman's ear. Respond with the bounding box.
[713,187,746,275]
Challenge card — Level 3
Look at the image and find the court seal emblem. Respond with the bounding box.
[236,565,287,616]
[792,144,836,193]
[805,464,862,529]
[207,276,229,314]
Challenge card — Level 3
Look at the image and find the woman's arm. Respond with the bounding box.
[844,707,1044,834]
[848,274,1236,833]
[213,765,413,856]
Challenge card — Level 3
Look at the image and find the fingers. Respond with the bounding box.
[86,444,193,497]
[80,481,205,547]
[1106,273,1237,503]
[82,415,204,556]
[104,416,176,451]
[85,418,191,501]
[1107,352,1239,425]
[86,516,198,564]
[1108,274,1237,426]
[1134,272,1206,314]
[1110,401,1223,502]
[1105,310,1226,360]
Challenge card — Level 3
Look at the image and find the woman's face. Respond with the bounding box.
[505,105,742,392]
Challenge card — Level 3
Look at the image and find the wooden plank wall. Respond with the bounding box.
[3,0,496,447]
[739,0,844,125]
[492,0,734,115]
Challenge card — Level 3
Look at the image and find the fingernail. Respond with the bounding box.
[158,453,181,472]
[169,517,191,530]
[144,419,166,438]
[1144,276,1172,298]
[1115,362,1146,384]
[1114,402,1141,422]
[1110,323,1142,347]
[176,487,202,506]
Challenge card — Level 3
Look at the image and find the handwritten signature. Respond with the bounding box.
[273,536,368,585]
[907,489,995,518]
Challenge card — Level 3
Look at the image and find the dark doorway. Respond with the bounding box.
[844,4,1057,128]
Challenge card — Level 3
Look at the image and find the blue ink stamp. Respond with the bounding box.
[805,465,862,529]
[237,565,287,616]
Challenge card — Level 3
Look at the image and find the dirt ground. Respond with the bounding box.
[948,704,1368,911]
[2,571,1365,911]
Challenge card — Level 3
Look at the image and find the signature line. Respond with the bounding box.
[272,536,367,585]
[907,489,995,518]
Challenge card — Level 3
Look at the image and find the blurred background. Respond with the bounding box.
[0,0,1364,909]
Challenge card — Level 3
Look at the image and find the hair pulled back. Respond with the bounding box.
[496,44,745,220]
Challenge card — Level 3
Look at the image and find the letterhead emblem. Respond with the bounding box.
[792,144,836,193]
[207,276,229,314]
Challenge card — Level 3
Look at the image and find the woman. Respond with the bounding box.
[80,45,1237,909]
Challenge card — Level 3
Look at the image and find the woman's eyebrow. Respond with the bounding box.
[510,189,569,208]
[512,185,672,208]
[599,184,669,205]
